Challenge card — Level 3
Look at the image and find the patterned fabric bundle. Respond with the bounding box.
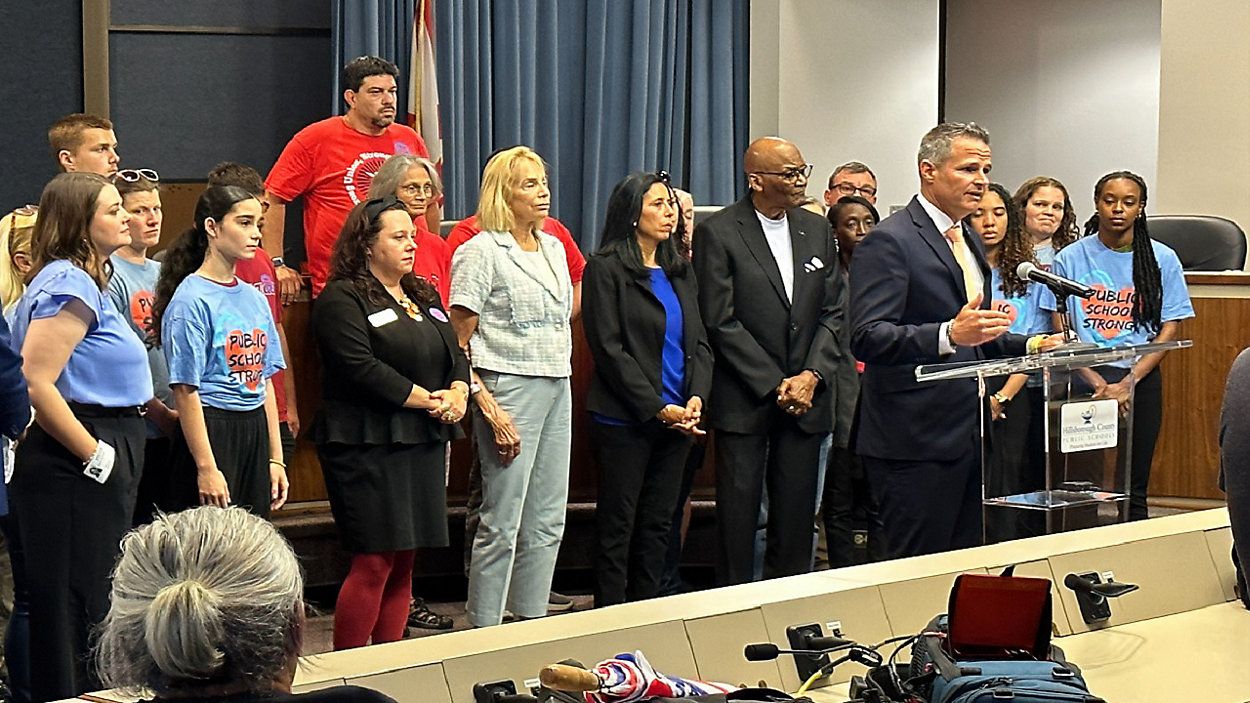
[583,650,736,703]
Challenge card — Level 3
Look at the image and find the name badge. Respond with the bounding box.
[368,308,399,327]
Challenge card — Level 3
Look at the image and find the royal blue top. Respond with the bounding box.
[10,260,153,406]
[650,267,686,406]
[590,267,687,426]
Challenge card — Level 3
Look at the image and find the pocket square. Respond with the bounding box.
[803,255,825,273]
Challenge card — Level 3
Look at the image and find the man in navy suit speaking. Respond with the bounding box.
[850,123,1051,559]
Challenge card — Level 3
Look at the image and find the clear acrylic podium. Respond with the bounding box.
[916,340,1191,539]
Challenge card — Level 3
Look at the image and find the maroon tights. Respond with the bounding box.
[333,550,415,650]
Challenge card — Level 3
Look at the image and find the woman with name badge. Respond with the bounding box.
[971,183,1052,538]
[154,185,288,518]
[1039,171,1193,521]
[312,196,468,649]
[8,173,153,700]
[1013,176,1080,269]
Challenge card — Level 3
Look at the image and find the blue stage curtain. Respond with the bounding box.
[331,0,416,116]
[425,0,749,250]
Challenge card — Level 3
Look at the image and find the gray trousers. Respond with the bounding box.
[466,371,571,626]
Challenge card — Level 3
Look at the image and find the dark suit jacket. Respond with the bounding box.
[850,196,1026,461]
[0,311,30,515]
[582,253,713,423]
[693,196,846,434]
[311,279,470,445]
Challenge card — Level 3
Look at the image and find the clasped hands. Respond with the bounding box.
[656,396,705,436]
[776,370,819,417]
[425,384,469,425]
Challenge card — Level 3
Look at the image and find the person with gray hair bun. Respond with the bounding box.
[368,154,453,305]
[96,506,396,702]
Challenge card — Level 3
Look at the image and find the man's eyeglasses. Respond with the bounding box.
[831,182,877,198]
[116,168,160,183]
[754,164,813,183]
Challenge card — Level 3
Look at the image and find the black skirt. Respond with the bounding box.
[167,405,272,518]
[317,440,449,553]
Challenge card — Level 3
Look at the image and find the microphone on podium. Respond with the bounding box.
[1016,261,1096,299]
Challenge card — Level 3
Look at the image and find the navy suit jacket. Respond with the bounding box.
[0,311,31,516]
[850,196,1025,461]
[693,196,847,434]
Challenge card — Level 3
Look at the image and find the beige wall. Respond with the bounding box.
[749,0,940,214]
[1156,0,1250,236]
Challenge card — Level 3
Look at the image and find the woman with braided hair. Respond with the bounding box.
[1013,176,1081,268]
[1039,171,1193,521]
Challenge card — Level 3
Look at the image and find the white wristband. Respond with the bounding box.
[83,439,116,484]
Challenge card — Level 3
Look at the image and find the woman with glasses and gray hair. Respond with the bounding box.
[95,505,396,702]
[583,171,711,606]
[451,146,573,627]
[368,155,452,305]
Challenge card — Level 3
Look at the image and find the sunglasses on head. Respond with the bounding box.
[115,168,160,183]
[7,205,37,232]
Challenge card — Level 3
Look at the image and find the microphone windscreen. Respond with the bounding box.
[1016,261,1037,279]
[743,643,781,661]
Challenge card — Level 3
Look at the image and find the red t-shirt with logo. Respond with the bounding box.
[413,218,451,306]
[446,215,585,284]
[264,116,429,296]
[235,251,289,423]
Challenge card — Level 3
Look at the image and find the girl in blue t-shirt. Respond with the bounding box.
[153,186,287,518]
[970,183,1051,535]
[1040,171,1194,521]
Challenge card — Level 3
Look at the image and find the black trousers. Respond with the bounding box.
[1,512,30,703]
[864,442,982,560]
[132,434,171,526]
[715,422,823,584]
[658,437,705,595]
[1107,367,1163,521]
[591,420,691,606]
[12,410,144,702]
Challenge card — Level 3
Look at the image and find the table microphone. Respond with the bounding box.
[1016,262,1096,299]
[743,640,851,661]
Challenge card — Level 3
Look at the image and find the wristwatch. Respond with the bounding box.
[469,381,483,396]
[272,256,286,268]
[992,392,1011,405]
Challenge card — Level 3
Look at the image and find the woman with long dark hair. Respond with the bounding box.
[312,196,468,648]
[153,185,288,518]
[970,183,1051,538]
[1040,171,1193,521]
[9,172,152,700]
[583,172,711,605]
[1013,176,1080,269]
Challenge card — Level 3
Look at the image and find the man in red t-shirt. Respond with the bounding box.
[447,214,585,319]
[264,56,432,299]
[208,163,300,463]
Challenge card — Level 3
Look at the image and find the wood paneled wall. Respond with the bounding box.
[1151,274,1250,500]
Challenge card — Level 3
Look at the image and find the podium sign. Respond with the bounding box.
[916,340,1191,539]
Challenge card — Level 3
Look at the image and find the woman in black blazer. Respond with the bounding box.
[311,195,469,649]
[583,171,713,606]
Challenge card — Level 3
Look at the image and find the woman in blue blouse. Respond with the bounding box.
[1040,171,1194,521]
[9,172,153,700]
[582,172,712,605]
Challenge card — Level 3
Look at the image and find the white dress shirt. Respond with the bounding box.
[755,210,794,303]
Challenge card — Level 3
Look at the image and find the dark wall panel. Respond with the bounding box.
[108,32,330,181]
[0,0,84,210]
[111,0,330,28]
